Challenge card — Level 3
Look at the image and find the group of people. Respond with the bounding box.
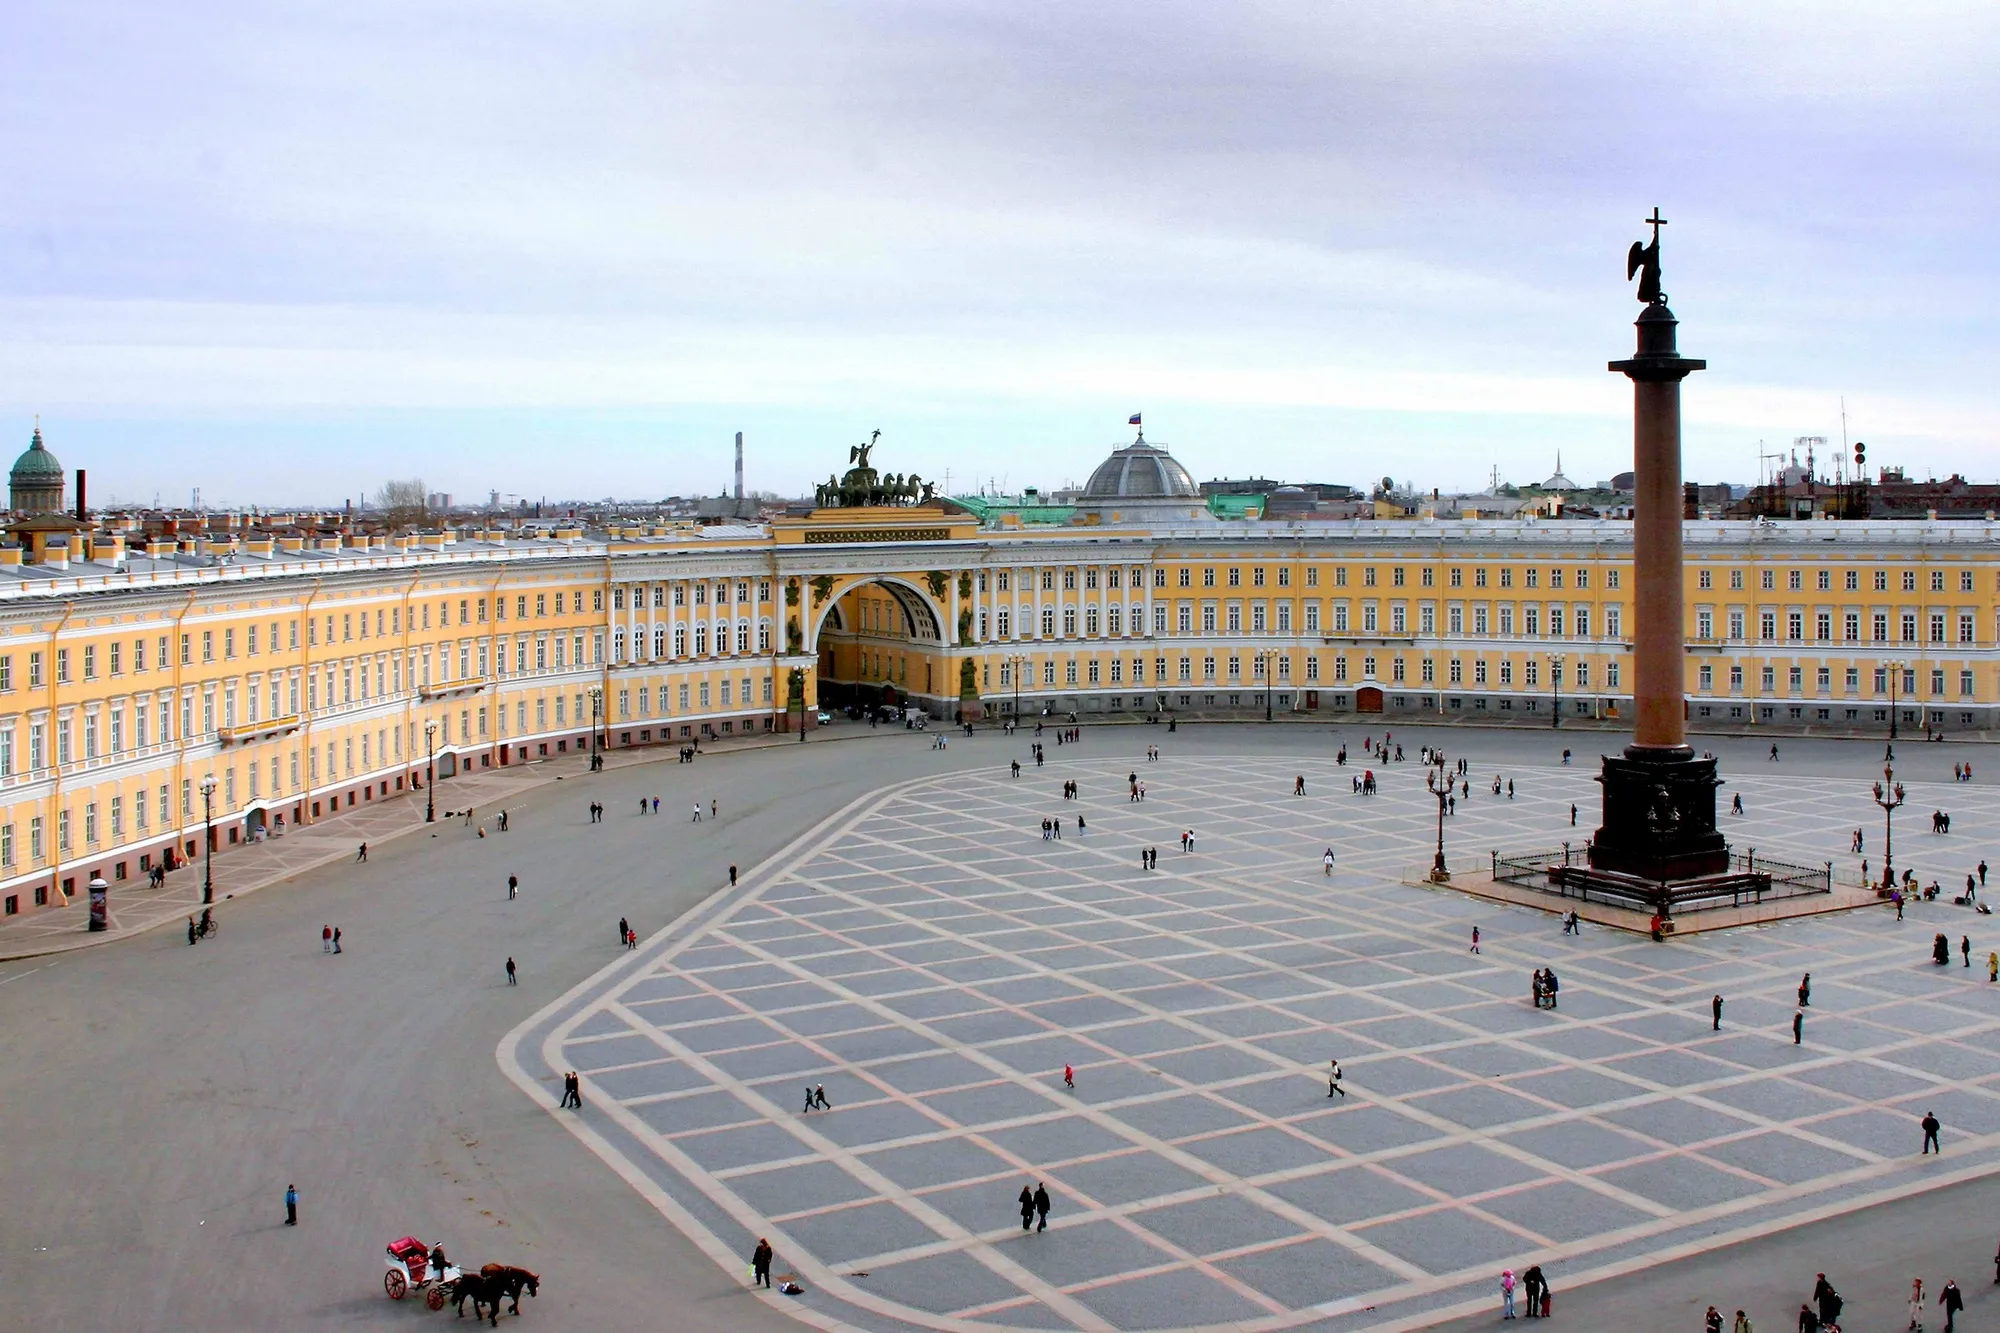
[1951,761,1975,782]
[1498,1264,1550,1318]
[319,922,343,954]
[1531,967,1560,1009]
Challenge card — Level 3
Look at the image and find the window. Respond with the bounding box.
[1760,570,1775,590]
[1931,570,1946,593]
[1698,569,1712,590]
[1699,664,1713,690]
[1902,570,1917,592]
[1227,568,1241,587]
[1962,570,1976,593]
[1251,567,1264,587]
[1788,570,1802,591]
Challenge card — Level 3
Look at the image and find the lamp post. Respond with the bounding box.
[1548,651,1566,729]
[1255,649,1281,722]
[588,687,604,771]
[789,666,808,742]
[1005,653,1030,728]
[199,773,217,905]
[1425,752,1451,882]
[424,721,437,823]
[1886,657,1906,741]
[1873,747,1906,890]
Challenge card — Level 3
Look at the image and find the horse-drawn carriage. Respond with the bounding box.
[382,1237,540,1323]
[383,1236,460,1310]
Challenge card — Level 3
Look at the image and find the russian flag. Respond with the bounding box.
[1128,413,1142,426]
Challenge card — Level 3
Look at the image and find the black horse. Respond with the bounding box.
[450,1272,502,1326]
[478,1264,540,1315]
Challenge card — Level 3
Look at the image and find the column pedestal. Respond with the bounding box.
[1588,745,1728,880]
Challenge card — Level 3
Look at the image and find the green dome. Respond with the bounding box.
[10,427,62,482]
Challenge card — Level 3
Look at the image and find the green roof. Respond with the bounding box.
[11,427,62,481]
[1205,493,1264,518]
[949,495,1074,525]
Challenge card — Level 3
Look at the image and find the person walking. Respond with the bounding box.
[1713,994,1724,1031]
[711,798,718,820]
[803,1086,816,1114]
[1063,1063,1075,1090]
[1770,743,1779,761]
[1570,803,1577,826]
[1032,1183,1050,1232]
[1922,1110,1942,1153]
[619,916,629,947]
[1793,1009,1804,1044]
[505,956,517,985]
[1798,973,1811,1007]
[729,864,738,887]
[1470,926,1481,955]
[1705,1306,1723,1333]
[332,927,342,954]
[356,843,368,862]
[1982,859,1989,890]
[284,1183,299,1226]
[1018,1185,1035,1231]
[1500,1268,1517,1319]
[1323,849,1335,877]
[692,803,702,822]
[1940,1279,1964,1333]
[1908,1276,1925,1330]
[1328,1059,1345,1098]
[508,874,519,900]
[188,916,199,946]
[1813,1274,1842,1329]
[1295,775,1305,796]
[1965,936,1974,968]
[323,924,333,954]
[1732,1309,1751,1333]
[1988,951,1997,983]
[813,1085,831,1110]
[1798,1302,1820,1333]
[751,1237,773,1289]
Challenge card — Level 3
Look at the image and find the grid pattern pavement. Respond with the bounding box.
[508,751,2000,1332]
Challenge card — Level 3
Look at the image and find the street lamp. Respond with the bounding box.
[1548,652,1566,729]
[1255,649,1281,722]
[588,687,604,771]
[424,721,437,823]
[1885,657,1907,741]
[199,773,217,905]
[1005,653,1031,729]
[790,667,809,742]
[1872,746,1906,890]
[1425,751,1451,882]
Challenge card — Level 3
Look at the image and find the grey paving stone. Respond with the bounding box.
[634,1089,762,1135]
[1499,1119,1659,1171]
[1799,1107,1924,1158]
[1113,1095,1256,1142]
[1603,1048,1750,1089]
[769,1004,881,1037]
[1267,1164,1437,1225]
[780,1199,942,1266]
[726,1159,875,1216]
[1472,1179,1659,1243]
[673,1015,790,1054]
[1289,1106,1446,1154]
[860,1248,1031,1317]
[1343,1056,1464,1096]
[1896,1086,2000,1136]
[570,1032,672,1072]
[1382,1142,1549,1195]
[1049,1152,1213,1208]
[709,1040,837,1082]
[869,1052,997,1095]
[1354,1206,1531,1275]
[984,1115,1140,1166]
[1595,1155,1766,1210]
[1177,1126,1341,1178]
[1215,1236,1405,1308]
[806,1102,946,1149]
[863,1137,1017,1190]
[1130,1193,1306,1254]
[1695,1131,1871,1185]
[922,1082,1059,1127]
[1001,1218,1179,1287]
[1147,1045,1283,1084]
[677,1120,816,1172]
[1404,1085,1552,1131]
[1070,1264,1273,1330]
[1091,1020,1212,1058]
[576,1059,709,1101]
[819,1026,946,1063]
[1698,1077,1852,1123]
[1600,1098,1762,1147]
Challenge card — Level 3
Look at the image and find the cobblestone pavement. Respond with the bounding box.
[506,750,2000,1333]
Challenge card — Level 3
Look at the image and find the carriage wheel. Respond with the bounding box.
[425,1285,448,1311]
[385,1270,408,1300]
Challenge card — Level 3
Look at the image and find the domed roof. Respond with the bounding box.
[11,426,62,482]
[1082,435,1198,499]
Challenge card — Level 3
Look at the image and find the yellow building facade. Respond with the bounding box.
[2,508,1996,918]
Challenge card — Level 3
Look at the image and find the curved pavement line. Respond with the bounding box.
[498,755,2000,1333]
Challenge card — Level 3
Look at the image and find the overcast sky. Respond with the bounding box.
[3,1,1995,508]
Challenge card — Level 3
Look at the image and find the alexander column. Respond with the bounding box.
[1588,211,1730,883]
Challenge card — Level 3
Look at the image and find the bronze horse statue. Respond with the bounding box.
[479,1264,540,1316]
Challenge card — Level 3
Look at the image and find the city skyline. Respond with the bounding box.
[4,2,1996,505]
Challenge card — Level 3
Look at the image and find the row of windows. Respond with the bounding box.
[987,653,1619,690]
[1695,664,1978,698]
[970,603,1621,639]
[612,581,771,610]
[1697,567,1986,593]
[1694,610,1982,644]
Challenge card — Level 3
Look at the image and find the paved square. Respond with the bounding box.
[505,752,2000,1331]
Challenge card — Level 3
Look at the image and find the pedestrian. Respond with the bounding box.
[284,1183,298,1226]
[1470,925,1481,954]
[1798,1302,1820,1333]
[508,874,518,900]
[1793,1010,1803,1044]
[1814,1273,1842,1329]
[332,927,342,954]
[1940,1279,1964,1333]
[651,797,659,814]
[692,803,701,822]
[1063,1063,1075,1090]
[1564,910,1579,936]
[1909,1276,1926,1330]
[1732,793,1743,815]
[1507,780,1514,799]
[751,1237,773,1289]
[499,810,509,832]
[1323,849,1335,877]
[1922,1110,1942,1154]
[729,864,738,887]
[1033,1182,1050,1232]
[1295,775,1305,796]
[571,1072,583,1107]
[1705,1306,1722,1333]
[1712,994,1724,1030]
[356,842,368,862]
[506,956,517,985]
[188,916,198,946]
[1018,1185,1035,1231]
[1500,1268,1516,1319]
[1770,743,1779,761]
[1983,860,1990,889]
[1328,1058,1344,1098]
[1989,951,1997,983]
[626,927,637,950]
[1798,973,1811,1007]
[813,1085,831,1110]
[1733,1310,1751,1333]
[1965,935,1973,968]
[1522,1264,1545,1318]
[1570,803,1577,826]
[803,1086,815,1114]
[711,798,718,820]
[1076,815,1085,836]
[323,924,332,953]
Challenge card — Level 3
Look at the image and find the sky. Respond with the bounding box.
[2,1,1996,509]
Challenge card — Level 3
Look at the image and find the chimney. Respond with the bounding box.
[75,469,86,521]
[734,432,745,503]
